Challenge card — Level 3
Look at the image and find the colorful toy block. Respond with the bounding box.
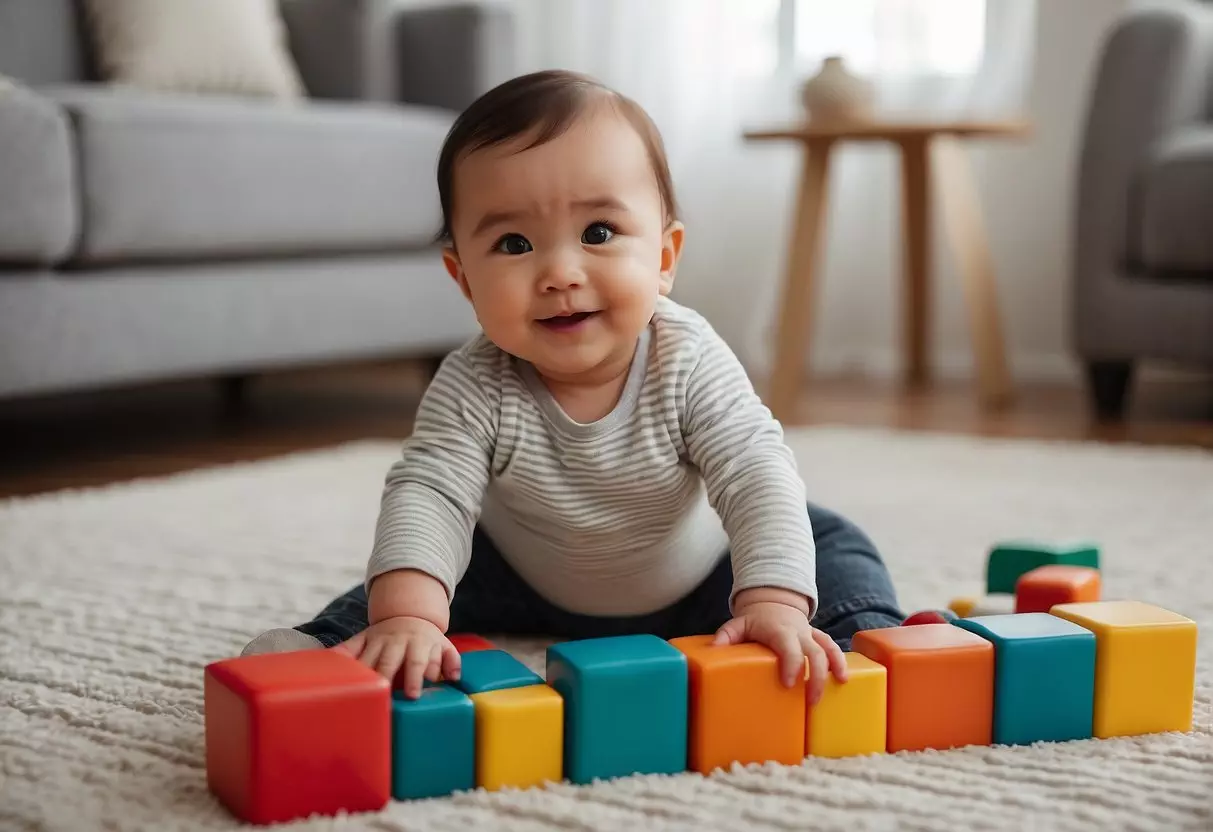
[470,684,563,791]
[986,540,1099,594]
[390,684,474,799]
[204,649,390,824]
[546,634,688,784]
[1050,600,1197,738]
[448,633,496,653]
[1015,565,1100,613]
[948,594,1014,618]
[668,635,805,773]
[953,613,1095,745]
[852,624,994,752]
[452,648,543,694]
[805,652,887,758]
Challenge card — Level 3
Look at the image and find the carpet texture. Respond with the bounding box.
[2,426,1211,831]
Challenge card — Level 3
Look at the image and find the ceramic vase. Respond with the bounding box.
[799,56,874,123]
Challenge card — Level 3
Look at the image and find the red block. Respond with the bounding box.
[1015,565,1101,613]
[205,649,390,825]
[448,633,496,654]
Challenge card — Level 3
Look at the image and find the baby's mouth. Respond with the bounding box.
[538,310,599,331]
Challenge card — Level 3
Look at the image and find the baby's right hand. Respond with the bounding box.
[335,615,460,699]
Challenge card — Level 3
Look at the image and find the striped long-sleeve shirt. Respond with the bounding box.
[366,296,818,618]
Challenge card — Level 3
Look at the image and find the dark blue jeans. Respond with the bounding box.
[296,502,904,652]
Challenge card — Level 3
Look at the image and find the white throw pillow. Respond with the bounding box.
[82,0,306,100]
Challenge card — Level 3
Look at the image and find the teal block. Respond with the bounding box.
[986,540,1100,594]
[546,634,687,784]
[954,613,1095,746]
[391,685,474,799]
[452,649,542,694]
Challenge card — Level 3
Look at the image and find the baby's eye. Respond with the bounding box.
[582,222,615,245]
[494,234,532,255]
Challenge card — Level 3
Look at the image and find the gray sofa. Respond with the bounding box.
[0,0,514,400]
[1073,0,1213,418]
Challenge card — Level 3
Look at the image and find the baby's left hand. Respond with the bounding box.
[713,600,847,705]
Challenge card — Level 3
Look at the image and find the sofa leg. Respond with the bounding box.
[1084,360,1133,421]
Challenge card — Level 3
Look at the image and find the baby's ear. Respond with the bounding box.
[659,221,685,295]
[443,247,473,303]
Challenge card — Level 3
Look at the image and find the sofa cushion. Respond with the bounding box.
[1136,127,1213,277]
[0,82,79,266]
[43,86,452,264]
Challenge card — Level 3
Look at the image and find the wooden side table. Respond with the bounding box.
[744,119,1031,420]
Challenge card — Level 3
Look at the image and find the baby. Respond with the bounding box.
[244,69,905,704]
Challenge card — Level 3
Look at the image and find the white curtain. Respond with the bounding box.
[508,0,1038,377]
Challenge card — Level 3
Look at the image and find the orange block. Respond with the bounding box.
[1015,565,1100,613]
[669,635,805,773]
[851,624,994,752]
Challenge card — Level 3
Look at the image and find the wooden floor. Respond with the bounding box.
[1,358,1210,499]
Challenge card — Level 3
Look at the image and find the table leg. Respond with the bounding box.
[898,136,931,388]
[769,139,833,423]
[933,136,1013,408]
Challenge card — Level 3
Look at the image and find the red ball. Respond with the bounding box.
[901,610,953,626]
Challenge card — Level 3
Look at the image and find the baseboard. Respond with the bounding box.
[741,347,1082,385]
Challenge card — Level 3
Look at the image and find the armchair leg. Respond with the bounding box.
[1084,360,1133,421]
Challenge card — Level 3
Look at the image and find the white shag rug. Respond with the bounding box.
[2,426,1211,832]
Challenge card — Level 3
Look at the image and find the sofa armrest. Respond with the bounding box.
[1074,4,1213,282]
[280,0,514,110]
[0,83,78,265]
[393,2,515,112]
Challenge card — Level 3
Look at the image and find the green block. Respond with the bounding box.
[391,684,475,799]
[546,634,688,785]
[451,649,542,694]
[985,540,1100,594]
[954,613,1095,746]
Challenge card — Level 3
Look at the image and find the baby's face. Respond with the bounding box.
[444,104,682,385]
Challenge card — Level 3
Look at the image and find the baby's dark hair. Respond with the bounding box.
[435,69,679,244]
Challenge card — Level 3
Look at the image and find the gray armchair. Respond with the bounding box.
[0,0,514,400]
[1073,0,1213,418]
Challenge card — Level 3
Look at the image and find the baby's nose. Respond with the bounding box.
[539,257,585,290]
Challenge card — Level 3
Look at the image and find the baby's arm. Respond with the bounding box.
[680,323,844,698]
[343,351,497,697]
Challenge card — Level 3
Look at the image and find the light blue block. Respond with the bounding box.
[391,684,474,799]
[452,649,542,695]
[954,613,1096,746]
[546,634,688,784]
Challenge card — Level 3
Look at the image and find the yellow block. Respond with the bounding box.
[806,652,887,758]
[1050,600,1197,738]
[470,684,563,791]
[949,597,977,618]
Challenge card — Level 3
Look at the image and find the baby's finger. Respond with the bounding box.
[440,642,462,682]
[336,631,366,658]
[376,639,407,688]
[772,630,804,688]
[424,642,443,683]
[358,636,384,672]
[800,635,828,705]
[814,629,848,682]
[403,642,431,700]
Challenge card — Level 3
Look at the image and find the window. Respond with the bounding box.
[792,0,987,77]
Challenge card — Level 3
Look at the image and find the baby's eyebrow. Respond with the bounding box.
[471,197,630,237]
[571,197,629,213]
[472,209,523,237]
